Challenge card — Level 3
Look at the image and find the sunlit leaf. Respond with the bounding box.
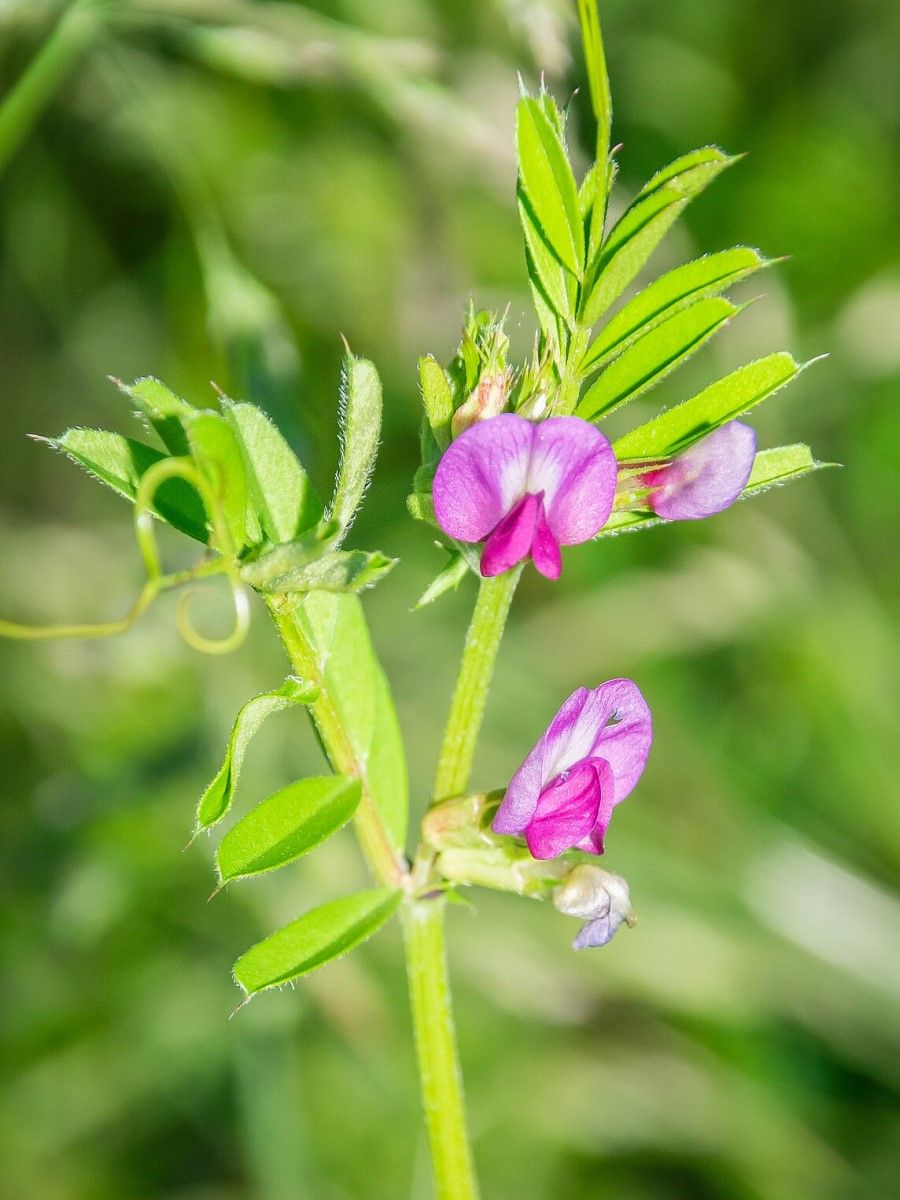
[296,593,408,851]
[196,677,319,830]
[744,442,834,496]
[519,185,576,326]
[224,401,322,544]
[216,775,362,883]
[414,552,470,609]
[186,410,249,551]
[246,548,397,595]
[582,247,769,374]
[419,356,454,452]
[577,297,740,421]
[45,429,208,543]
[234,888,402,994]
[580,148,737,326]
[329,354,381,540]
[120,376,194,455]
[614,352,802,460]
[516,97,583,276]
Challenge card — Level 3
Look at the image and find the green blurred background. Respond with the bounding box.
[1,1,898,1197]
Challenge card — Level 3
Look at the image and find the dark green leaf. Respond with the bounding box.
[216,775,362,883]
[234,888,402,994]
[186,410,249,552]
[516,97,584,276]
[577,297,740,421]
[224,402,322,545]
[196,677,319,830]
[614,352,802,461]
[580,147,737,326]
[295,593,408,851]
[329,354,381,540]
[582,247,769,374]
[46,428,208,543]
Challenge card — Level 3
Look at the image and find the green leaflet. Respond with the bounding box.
[330,354,382,541]
[196,677,319,830]
[120,376,194,455]
[418,356,454,452]
[46,428,209,543]
[216,775,362,883]
[614,352,803,461]
[577,297,740,421]
[244,548,397,595]
[595,442,829,538]
[582,247,769,374]
[580,147,737,327]
[296,592,408,852]
[186,410,249,552]
[233,888,402,994]
[516,97,584,276]
[223,401,322,545]
[414,553,470,610]
[518,185,576,326]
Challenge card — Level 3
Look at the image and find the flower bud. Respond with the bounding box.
[553,864,635,949]
[451,370,510,437]
[421,792,501,850]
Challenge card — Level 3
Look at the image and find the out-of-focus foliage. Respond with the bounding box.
[0,1,897,1198]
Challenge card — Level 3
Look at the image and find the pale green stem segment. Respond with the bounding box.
[432,567,522,803]
[267,599,407,888]
[402,900,480,1200]
[0,0,100,175]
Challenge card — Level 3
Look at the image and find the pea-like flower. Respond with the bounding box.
[492,679,652,859]
[433,413,617,579]
[642,420,757,521]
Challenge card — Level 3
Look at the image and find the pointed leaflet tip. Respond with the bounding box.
[801,353,830,371]
[339,331,352,356]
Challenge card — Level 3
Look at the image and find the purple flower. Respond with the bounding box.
[493,679,652,860]
[642,421,757,521]
[432,413,617,580]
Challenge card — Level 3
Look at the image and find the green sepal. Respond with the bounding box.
[414,553,470,609]
[43,428,208,543]
[216,775,362,884]
[329,354,381,541]
[577,297,742,421]
[196,677,319,830]
[614,352,804,461]
[233,888,402,994]
[419,356,454,452]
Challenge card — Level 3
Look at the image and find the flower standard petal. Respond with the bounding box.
[433,413,534,543]
[524,759,613,860]
[492,688,590,835]
[645,421,757,521]
[554,679,653,803]
[528,417,617,544]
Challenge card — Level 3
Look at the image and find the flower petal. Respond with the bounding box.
[530,498,562,580]
[524,759,612,860]
[646,421,757,521]
[492,688,590,835]
[481,492,540,577]
[547,679,652,804]
[433,413,534,542]
[528,417,617,544]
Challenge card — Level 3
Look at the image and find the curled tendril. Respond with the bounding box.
[0,454,251,655]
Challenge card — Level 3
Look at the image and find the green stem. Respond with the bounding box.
[402,899,480,1200]
[432,567,522,803]
[268,599,407,888]
[0,1,100,176]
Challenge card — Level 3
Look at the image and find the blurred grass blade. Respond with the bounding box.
[296,593,408,851]
[329,355,382,541]
[196,678,319,830]
[216,776,362,884]
[582,247,770,374]
[580,148,737,326]
[224,401,322,544]
[516,96,584,276]
[119,377,194,456]
[234,888,402,994]
[46,428,208,542]
[615,352,802,460]
[186,411,249,552]
[244,549,397,595]
[419,356,454,452]
[577,297,740,421]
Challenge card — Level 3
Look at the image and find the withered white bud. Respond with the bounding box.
[553,864,635,950]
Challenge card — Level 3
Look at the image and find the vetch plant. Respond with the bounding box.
[1,4,833,1197]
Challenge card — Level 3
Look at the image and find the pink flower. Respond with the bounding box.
[432,413,617,580]
[493,680,652,860]
[642,421,757,521]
